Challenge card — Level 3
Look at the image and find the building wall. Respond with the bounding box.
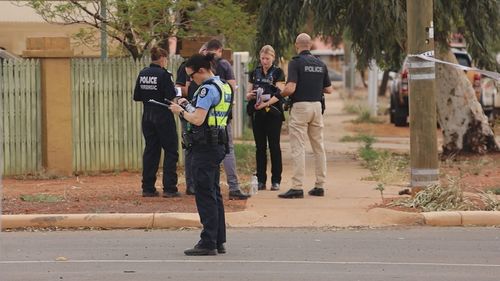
[0,22,102,57]
[0,2,103,57]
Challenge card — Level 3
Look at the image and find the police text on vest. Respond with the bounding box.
[140,76,158,90]
[304,66,323,73]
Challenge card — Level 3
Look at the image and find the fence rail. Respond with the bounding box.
[0,59,42,176]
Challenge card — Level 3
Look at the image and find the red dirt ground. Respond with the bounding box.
[1,171,247,215]
[347,119,500,194]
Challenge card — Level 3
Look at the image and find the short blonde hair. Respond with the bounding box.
[259,45,276,58]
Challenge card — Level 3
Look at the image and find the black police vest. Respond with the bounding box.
[291,53,326,103]
[254,66,276,85]
[247,66,284,118]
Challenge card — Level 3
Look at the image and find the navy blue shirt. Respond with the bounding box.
[134,63,176,105]
[287,50,331,103]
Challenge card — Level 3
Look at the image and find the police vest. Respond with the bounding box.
[291,53,327,103]
[192,78,233,129]
[254,66,276,85]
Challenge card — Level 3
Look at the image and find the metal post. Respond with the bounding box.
[407,0,439,190]
[367,59,379,117]
[100,0,107,59]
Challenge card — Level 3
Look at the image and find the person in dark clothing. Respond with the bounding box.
[246,45,285,191]
[168,53,231,256]
[133,46,180,198]
[204,39,250,200]
[175,60,198,196]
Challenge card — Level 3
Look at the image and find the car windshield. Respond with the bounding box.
[454,54,471,67]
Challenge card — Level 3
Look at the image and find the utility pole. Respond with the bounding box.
[100,0,107,59]
[406,0,439,192]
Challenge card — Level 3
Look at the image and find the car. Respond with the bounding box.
[389,48,498,126]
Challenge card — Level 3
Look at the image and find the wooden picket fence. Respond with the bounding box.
[0,59,42,176]
[1,54,248,175]
[71,56,184,173]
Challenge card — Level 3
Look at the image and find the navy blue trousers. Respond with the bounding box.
[141,108,178,193]
[191,144,226,249]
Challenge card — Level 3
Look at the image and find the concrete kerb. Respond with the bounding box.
[422,211,500,226]
[1,210,500,230]
[1,213,200,230]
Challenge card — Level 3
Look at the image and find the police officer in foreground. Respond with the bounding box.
[133,46,180,198]
[256,33,334,199]
[169,53,231,255]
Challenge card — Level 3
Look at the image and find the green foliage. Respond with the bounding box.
[375,183,385,201]
[26,0,256,58]
[256,0,499,71]
[255,0,306,59]
[340,134,376,144]
[343,103,366,114]
[20,194,65,203]
[188,0,257,51]
[358,136,377,163]
[352,110,383,124]
[234,143,256,174]
[357,136,409,184]
[435,0,500,70]
[487,188,500,195]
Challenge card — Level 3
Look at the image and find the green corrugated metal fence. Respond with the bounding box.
[71,56,183,173]
[0,59,42,176]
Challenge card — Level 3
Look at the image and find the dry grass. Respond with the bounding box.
[389,177,500,212]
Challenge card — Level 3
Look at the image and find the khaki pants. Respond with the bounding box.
[289,102,326,189]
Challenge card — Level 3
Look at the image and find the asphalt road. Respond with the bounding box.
[1,227,499,281]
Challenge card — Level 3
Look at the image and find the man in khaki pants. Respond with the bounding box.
[259,33,333,198]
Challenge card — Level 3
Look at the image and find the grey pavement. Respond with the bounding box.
[1,91,499,230]
[1,227,500,281]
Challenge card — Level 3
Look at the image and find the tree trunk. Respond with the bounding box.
[435,49,499,156]
[378,70,390,96]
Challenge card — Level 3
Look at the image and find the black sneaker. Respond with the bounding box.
[142,190,159,197]
[184,245,217,256]
[308,187,324,197]
[217,244,226,254]
[229,190,250,200]
[163,191,181,198]
[278,189,304,199]
[258,182,266,190]
[271,183,280,191]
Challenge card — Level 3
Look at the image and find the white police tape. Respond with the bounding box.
[408,52,500,81]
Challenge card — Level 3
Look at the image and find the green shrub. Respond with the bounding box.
[234,143,256,174]
[20,194,65,203]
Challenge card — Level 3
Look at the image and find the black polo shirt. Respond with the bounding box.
[287,50,331,103]
[133,63,176,105]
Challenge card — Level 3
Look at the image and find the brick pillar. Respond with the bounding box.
[23,37,74,176]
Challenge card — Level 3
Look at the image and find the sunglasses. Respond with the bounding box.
[188,71,198,78]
